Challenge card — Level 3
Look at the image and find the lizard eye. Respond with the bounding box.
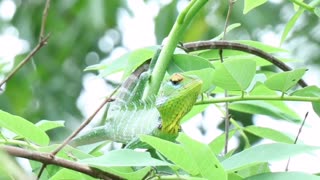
[170,73,183,85]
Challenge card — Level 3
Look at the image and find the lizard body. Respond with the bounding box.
[71,69,202,146]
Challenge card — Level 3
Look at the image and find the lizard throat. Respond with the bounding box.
[160,121,181,134]
[160,110,184,134]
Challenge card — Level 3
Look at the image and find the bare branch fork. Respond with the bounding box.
[0,0,51,89]
[0,35,50,89]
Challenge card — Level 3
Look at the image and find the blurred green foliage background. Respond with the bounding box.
[0,0,319,142]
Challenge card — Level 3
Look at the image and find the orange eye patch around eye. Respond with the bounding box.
[170,73,184,84]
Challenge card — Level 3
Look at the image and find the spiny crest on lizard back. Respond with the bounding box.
[111,95,156,112]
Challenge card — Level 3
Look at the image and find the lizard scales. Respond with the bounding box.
[71,63,202,146]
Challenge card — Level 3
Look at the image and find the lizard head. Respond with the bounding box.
[156,73,202,134]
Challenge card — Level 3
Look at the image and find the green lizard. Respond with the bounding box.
[71,62,202,147]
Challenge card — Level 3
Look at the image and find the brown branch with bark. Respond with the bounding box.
[37,92,117,178]
[39,0,50,42]
[1,145,122,180]
[183,40,308,87]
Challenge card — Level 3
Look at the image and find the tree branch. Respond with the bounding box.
[52,95,116,156]
[1,145,122,180]
[183,40,308,87]
[196,95,320,105]
[37,91,116,177]
[39,0,50,42]
[0,0,51,89]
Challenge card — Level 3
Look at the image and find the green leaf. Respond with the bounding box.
[169,54,214,74]
[209,130,237,154]
[155,0,178,43]
[196,40,289,71]
[181,104,209,123]
[228,172,244,180]
[280,9,304,45]
[246,172,320,180]
[213,23,241,40]
[291,85,320,96]
[247,83,300,121]
[234,162,270,178]
[84,53,127,75]
[0,110,49,145]
[38,145,94,163]
[236,40,287,53]
[222,143,320,171]
[315,7,320,18]
[140,134,199,175]
[243,0,267,14]
[264,68,307,93]
[50,169,95,180]
[177,133,227,180]
[35,120,65,132]
[92,166,151,180]
[230,83,301,121]
[80,149,171,167]
[183,68,215,93]
[198,40,287,59]
[291,86,320,117]
[85,47,155,78]
[212,59,256,91]
[52,166,151,180]
[229,101,300,122]
[0,150,30,179]
[123,47,157,79]
[244,126,293,143]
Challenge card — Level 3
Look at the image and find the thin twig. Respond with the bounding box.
[220,0,235,155]
[222,0,235,40]
[0,0,51,89]
[0,35,50,89]
[54,95,116,155]
[1,145,122,180]
[39,0,50,42]
[37,91,117,178]
[285,112,309,171]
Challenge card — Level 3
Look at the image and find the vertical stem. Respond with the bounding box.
[142,0,208,99]
[221,0,235,155]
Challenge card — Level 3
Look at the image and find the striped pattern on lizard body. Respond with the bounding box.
[71,61,202,146]
[93,61,160,144]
